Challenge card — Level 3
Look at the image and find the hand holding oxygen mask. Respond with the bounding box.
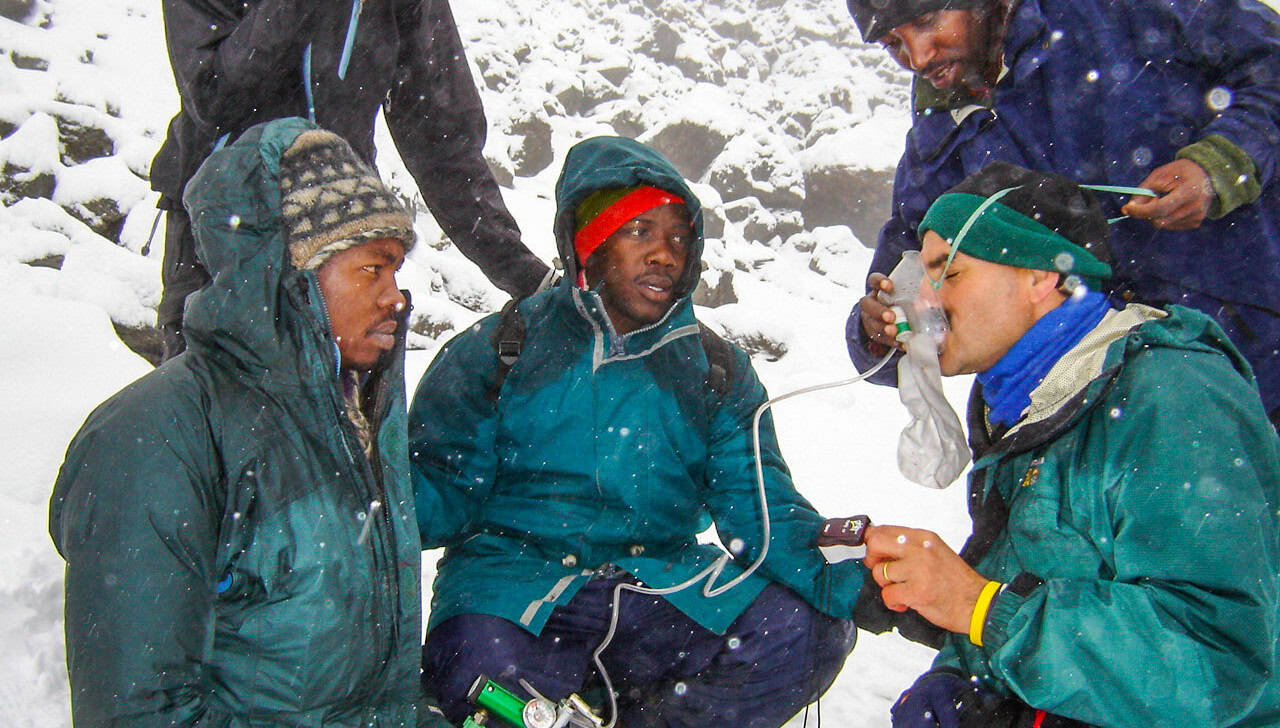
[881,252,969,490]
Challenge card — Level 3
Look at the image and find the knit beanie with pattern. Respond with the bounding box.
[280,129,416,271]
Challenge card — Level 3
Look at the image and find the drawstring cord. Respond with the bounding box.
[338,0,363,80]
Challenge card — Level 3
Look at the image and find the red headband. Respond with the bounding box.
[573,186,686,268]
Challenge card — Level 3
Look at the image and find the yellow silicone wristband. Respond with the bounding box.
[969,580,1003,647]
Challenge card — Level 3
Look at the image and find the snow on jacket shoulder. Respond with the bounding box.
[50,118,427,728]
[936,305,1280,727]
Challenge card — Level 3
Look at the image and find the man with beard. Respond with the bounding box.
[843,0,1280,429]
[51,119,442,727]
[408,136,866,728]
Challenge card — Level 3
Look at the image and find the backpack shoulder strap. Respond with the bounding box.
[697,322,735,400]
[487,297,526,403]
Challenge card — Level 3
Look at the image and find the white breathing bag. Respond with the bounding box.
[895,335,969,488]
[884,251,970,489]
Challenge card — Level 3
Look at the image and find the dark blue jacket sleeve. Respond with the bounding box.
[1153,0,1280,186]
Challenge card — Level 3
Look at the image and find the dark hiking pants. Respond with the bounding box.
[423,576,856,728]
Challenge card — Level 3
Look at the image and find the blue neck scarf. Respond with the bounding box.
[978,291,1112,427]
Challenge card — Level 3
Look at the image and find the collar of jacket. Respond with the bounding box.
[1007,304,1162,435]
[913,75,990,114]
[966,303,1172,464]
[563,285,700,372]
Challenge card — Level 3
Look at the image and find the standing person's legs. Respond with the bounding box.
[606,582,857,728]
[158,205,209,360]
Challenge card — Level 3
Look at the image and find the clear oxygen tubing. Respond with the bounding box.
[589,347,897,728]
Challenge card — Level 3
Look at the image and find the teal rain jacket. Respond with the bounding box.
[49,118,425,727]
[944,306,1280,727]
[409,136,866,636]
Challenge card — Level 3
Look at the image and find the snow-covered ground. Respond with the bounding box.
[0,0,987,725]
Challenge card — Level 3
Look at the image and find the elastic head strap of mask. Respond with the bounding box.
[931,182,1158,287]
[932,186,1019,289]
[1079,184,1157,223]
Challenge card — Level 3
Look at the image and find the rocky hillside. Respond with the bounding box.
[0,0,910,360]
[457,0,910,241]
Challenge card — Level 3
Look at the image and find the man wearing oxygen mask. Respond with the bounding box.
[862,162,1280,727]
[408,136,865,728]
[841,0,1280,430]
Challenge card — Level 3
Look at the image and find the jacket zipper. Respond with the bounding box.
[357,362,402,697]
[304,273,398,703]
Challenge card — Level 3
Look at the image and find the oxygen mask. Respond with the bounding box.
[883,250,968,490]
[881,250,949,351]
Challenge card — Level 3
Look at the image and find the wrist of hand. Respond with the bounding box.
[968,580,1002,646]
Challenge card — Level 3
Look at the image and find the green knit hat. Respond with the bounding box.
[572,184,686,266]
[919,162,1113,285]
[576,187,637,233]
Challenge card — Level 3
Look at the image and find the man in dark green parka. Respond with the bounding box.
[860,163,1280,728]
[50,118,438,727]
[409,136,866,727]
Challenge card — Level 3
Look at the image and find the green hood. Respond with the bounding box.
[553,136,704,297]
[181,117,355,382]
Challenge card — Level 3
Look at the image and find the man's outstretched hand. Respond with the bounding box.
[864,525,988,635]
[859,273,904,356]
